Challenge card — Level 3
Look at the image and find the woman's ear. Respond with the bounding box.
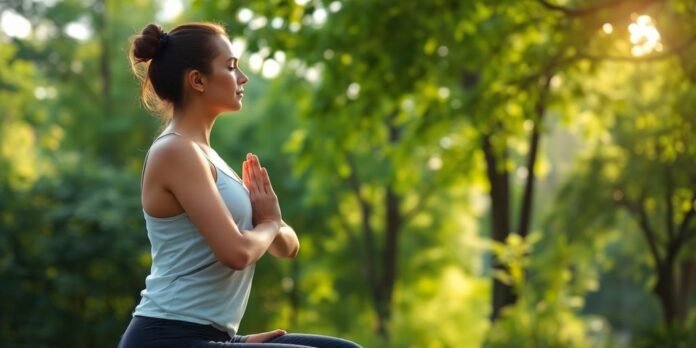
[186,69,207,93]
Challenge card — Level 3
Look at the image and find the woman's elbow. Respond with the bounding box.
[280,244,300,259]
[220,252,252,270]
[289,244,300,258]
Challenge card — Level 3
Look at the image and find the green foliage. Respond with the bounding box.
[2,0,696,346]
[485,233,612,348]
[0,158,147,346]
[634,315,696,348]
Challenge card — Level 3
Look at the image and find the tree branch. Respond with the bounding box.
[382,186,400,309]
[572,35,696,63]
[403,191,431,223]
[517,74,552,238]
[537,0,656,17]
[402,167,443,223]
[620,194,663,268]
[665,166,675,241]
[335,211,364,269]
[345,154,370,212]
[341,152,381,305]
[677,193,696,245]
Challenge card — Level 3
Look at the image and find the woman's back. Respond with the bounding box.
[135,134,255,335]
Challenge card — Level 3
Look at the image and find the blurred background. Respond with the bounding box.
[1,0,695,347]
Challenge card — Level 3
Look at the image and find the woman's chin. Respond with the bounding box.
[226,102,242,113]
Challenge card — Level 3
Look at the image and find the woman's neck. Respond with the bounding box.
[168,102,217,146]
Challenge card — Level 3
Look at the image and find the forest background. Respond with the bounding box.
[1,0,695,347]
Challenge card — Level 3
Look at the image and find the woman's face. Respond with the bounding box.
[202,35,249,113]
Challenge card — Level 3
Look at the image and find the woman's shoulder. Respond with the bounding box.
[146,134,208,174]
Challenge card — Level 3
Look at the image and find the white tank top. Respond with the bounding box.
[134,134,254,335]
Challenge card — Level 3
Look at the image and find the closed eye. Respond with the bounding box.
[227,57,239,71]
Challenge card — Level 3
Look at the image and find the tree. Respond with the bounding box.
[544,0,696,328]
[193,0,479,339]
[555,56,696,328]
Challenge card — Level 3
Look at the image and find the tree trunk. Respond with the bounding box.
[354,186,400,341]
[376,186,401,340]
[655,253,696,326]
[347,155,388,339]
[482,133,515,320]
[96,0,111,112]
[655,259,678,324]
[290,258,300,329]
[518,76,550,238]
[345,117,404,340]
[676,260,696,322]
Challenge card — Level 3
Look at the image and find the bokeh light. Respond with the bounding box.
[628,15,663,56]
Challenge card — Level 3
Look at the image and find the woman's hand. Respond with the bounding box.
[243,153,282,228]
[244,329,287,343]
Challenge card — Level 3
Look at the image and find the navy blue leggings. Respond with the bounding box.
[118,316,361,348]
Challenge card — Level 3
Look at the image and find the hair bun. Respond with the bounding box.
[131,24,167,62]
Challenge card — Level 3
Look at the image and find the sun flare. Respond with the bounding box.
[628,15,662,56]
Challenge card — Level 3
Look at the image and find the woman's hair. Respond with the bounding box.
[129,22,227,118]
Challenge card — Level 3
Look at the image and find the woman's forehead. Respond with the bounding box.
[215,36,236,59]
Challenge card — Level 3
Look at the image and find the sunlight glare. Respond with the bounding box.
[35,0,59,5]
[274,51,286,65]
[428,156,443,171]
[401,98,415,112]
[289,22,301,32]
[261,59,281,79]
[628,15,661,56]
[440,136,452,149]
[602,23,613,34]
[65,20,91,41]
[1,10,31,39]
[249,16,267,31]
[34,21,57,41]
[329,1,342,13]
[231,38,247,57]
[271,17,284,29]
[346,82,360,100]
[237,8,253,23]
[156,0,183,22]
[248,53,264,73]
[305,66,320,83]
[312,8,328,26]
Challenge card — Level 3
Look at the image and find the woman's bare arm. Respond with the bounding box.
[268,221,300,258]
[148,137,280,270]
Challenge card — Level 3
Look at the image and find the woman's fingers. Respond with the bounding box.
[252,155,267,195]
[244,154,276,197]
[244,329,287,343]
[245,161,253,190]
[261,167,275,194]
[243,158,254,192]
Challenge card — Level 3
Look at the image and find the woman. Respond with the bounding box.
[118,23,360,348]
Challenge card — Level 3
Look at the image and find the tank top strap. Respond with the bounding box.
[140,132,218,190]
[141,132,186,189]
[205,148,244,184]
[140,131,245,190]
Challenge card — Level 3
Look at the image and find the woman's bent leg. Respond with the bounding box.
[265,333,362,348]
[192,342,311,348]
[118,315,215,348]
